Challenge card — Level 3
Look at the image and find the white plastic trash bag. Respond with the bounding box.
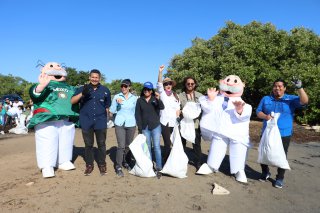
[257,113,290,170]
[8,115,28,135]
[161,124,189,178]
[129,134,156,177]
[180,102,201,143]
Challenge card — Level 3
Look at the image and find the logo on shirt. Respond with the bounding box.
[58,92,67,99]
[53,88,69,93]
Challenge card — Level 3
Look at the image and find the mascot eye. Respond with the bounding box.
[50,64,53,67]
[234,79,238,83]
[227,78,230,82]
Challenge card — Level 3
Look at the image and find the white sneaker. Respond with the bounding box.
[58,161,76,171]
[42,167,55,178]
[235,170,248,183]
[0,131,4,135]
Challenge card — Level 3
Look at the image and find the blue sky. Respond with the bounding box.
[1,0,319,85]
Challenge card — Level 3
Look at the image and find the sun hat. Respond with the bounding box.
[163,77,176,87]
[143,81,153,89]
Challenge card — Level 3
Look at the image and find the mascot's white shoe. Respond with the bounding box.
[58,161,76,171]
[42,167,55,178]
[235,170,248,183]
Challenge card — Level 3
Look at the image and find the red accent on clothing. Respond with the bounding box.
[33,108,50,115]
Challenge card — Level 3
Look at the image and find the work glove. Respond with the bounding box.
[291,77,303,89]
[82,84,91,96]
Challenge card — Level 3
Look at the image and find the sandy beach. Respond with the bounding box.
[0,121,319,213]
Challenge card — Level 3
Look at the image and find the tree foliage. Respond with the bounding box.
[167,21,320,125]
[0,74,33,102]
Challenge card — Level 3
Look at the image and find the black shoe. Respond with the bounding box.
[195,162,202,171]
[259,172,271,182]
[116,167,124,177]
[84,165,94,176]
[98,164,107,176]
[122,162,131,171]
[156,169,162,179]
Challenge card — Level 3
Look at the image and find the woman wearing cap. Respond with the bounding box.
[110,79,137,177]
[157,65,181,164]
[135,81,164,178]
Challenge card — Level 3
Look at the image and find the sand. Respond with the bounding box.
[0,122,319,213]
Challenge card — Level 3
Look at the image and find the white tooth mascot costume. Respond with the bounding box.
[28,62,79,178]
[199,75,252,183]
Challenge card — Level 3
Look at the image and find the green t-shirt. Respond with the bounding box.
[28,81,79,128]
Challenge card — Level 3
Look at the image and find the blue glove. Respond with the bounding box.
[291,77,303,89]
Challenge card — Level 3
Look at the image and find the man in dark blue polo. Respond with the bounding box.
[71,69,111,176]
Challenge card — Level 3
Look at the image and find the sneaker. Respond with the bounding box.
[98,164,107,176]
[0,131,4,135]
[156,169,162,179]
[122,162,131,171]
[259,172,271,182]
[116,167,124,177]
[42,167,55,178]
[274,179,284,189]
[84,165,94,176]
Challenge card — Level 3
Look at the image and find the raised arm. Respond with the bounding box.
[158,65,165,83]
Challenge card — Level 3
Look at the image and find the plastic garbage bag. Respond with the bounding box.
[257,113,290,170]
[129,134,156,177]
[161,124,189,178]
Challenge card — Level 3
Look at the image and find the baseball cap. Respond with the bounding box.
[143,81,153,89]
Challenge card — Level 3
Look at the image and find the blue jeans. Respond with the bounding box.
[142,125,162,170]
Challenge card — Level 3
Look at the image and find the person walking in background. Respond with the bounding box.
[3,98,12,111]
[12,97,23,108]
[110,79,137,177]
[135,81,164,178]
[178,77,203,170]
[256,78,309,188]
[157,65,181,164]
[71,69,111,176]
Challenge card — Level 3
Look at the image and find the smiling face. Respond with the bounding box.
[89,72,101,86]
[120,83,130,95]
[272,81,286,99]
[41,62,67,82]
[219,75,245,97]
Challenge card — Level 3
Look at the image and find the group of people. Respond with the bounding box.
[0,97,33,135]
[28,62,308,189]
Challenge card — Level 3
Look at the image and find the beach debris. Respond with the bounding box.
[211,183,230,195]
[25,182,34,186]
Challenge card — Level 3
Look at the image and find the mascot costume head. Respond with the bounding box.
[219,75,245,97]
[40,62,67,81]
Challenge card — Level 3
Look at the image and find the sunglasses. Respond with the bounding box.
[163,82,172,86]
[143,88,152,92]
[187,82,195,86]
[121,84,128,88]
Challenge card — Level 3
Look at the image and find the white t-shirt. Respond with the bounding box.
[12,101,23,108]
[7,107,21,118]
[157,82,180,127]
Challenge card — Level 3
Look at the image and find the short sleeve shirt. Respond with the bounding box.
[256,94,304,137]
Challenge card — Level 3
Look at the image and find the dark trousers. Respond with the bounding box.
[1,114,13,131]
[261,136,291,180]
[115,125,136,168]
[181,127,202,165]
[161,124,174,164]
[82,128,107,166]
